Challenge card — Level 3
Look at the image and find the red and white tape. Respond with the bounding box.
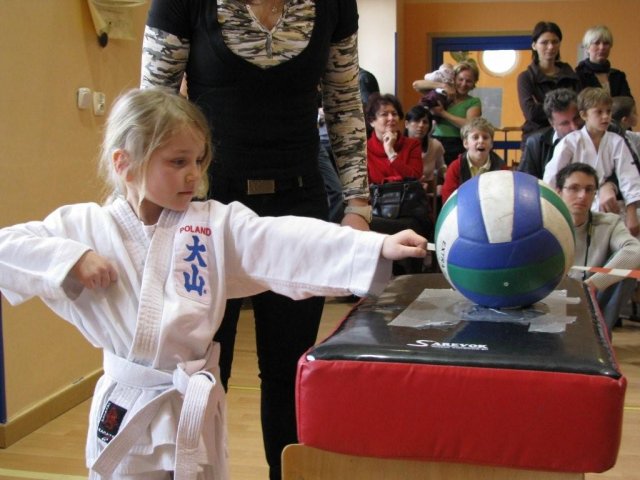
[571,266,640,280]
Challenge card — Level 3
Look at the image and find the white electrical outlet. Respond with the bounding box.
[93,92,106,116]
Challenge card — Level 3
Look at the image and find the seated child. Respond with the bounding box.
[544,88,640,236]
[612,95,640,162]
[417,63,455,109]
[441,117,507,203]
[0,88,427,480]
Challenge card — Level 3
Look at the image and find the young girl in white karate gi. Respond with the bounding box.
[0,88,427,479]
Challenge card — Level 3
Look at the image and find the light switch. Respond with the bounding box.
[77,88,92,110]
[93,92,106,116]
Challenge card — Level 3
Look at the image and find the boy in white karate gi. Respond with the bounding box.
[543,87,640,236]
[0,88,427,479]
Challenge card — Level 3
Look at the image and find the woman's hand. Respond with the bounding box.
[342,213,370,231]
[341,198,371,231]
[381,230,428,260]
[382,128,398,159]
[444,84,456,98]
[70,251,118,290]
[430,103,444,117]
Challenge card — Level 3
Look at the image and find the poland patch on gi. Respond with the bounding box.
[175,223,212,305]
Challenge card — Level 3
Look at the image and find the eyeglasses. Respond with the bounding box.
[562,185,598,195]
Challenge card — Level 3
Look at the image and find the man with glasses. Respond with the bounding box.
[543,87,640,236]
[557,163,640,335]
[519,88,583,179]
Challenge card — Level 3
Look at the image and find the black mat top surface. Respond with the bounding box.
[308,274,622,379]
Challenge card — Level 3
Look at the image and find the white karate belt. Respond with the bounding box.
[90,344,226,480]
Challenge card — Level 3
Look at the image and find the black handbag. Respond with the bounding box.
[369,179,429,220]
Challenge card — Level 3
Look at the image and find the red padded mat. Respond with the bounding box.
[296,274,626,473]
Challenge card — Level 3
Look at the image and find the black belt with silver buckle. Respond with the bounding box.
[246,176,305,195]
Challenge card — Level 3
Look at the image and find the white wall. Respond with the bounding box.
[357,0,397,95]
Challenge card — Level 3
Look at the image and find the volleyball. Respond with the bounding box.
[435,171,575,308]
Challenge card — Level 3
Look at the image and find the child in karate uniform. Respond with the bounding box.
[543,87,640,236]
[0,88,427,479]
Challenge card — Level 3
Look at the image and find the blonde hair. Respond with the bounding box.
[582,25,613,48]
[454,61,480,84]
[577,87,612,112]
[99,87,212,202]
[460,117,495,140]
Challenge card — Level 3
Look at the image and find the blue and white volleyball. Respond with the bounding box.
[435,171,575,308]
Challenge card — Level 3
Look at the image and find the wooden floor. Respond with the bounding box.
[0,298,639,480]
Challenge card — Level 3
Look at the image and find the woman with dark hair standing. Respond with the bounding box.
[140,1,370,479]
[517,21,580,142]
[576,25,632,97]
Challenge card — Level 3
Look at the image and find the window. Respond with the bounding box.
[481,50,519,77]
